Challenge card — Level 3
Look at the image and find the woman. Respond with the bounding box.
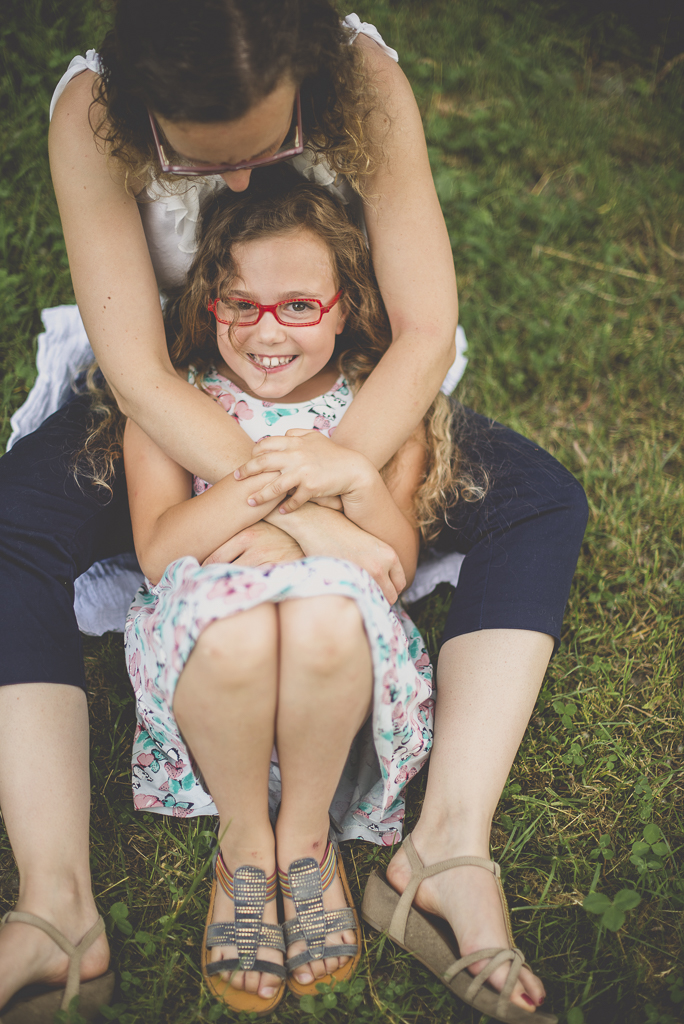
[0,0,586,1018]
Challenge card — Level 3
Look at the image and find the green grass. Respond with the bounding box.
[1,1,683,1022]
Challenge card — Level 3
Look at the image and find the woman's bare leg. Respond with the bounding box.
[0,684,110,1008]
[173,606,281,1000]
[275,596,373,985]
[386,628,554,1014]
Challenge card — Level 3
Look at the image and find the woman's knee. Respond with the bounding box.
[280,596,367,676]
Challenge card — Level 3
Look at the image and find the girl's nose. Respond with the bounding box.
[253,309,287,342]
[221,168,252,191]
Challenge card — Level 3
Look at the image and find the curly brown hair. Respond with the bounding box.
[91,0,377,194]
[168,166,483,540]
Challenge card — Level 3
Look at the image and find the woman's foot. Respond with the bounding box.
[385,831,546,1014]
[0,889,110,1009]
[209,845,283,1000]
[278,836,357,986]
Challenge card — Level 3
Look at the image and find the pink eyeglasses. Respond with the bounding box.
[148,91,304,176]
[208,290,344,328]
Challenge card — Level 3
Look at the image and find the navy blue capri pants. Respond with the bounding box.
[0,392,587,689]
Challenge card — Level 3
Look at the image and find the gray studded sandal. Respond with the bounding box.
[0,911,114,1023]
[361,834,558,1024]
[280,840,360,996]
[201,855,286,1016]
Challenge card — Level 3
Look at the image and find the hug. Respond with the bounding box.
[0,2,587,1022]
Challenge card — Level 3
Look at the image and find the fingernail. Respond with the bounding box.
[247,498,256,506]
[234,470,240,479]
[279,506,287,513]
[522,994,535,1007]
[538,997,545,1006]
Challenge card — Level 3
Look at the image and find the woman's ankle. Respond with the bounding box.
[407,813,493,861]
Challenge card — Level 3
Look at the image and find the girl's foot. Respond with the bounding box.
[385,832,546,1014]
[278,837,357,986]
[209,847,283,1000]
[0,890,110,1009]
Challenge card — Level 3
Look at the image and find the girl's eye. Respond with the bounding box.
[279,300,319,322]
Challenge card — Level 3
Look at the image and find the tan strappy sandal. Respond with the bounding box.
[0,911,115,1023]
[361,835,557,1024]
[201,856,286,1016]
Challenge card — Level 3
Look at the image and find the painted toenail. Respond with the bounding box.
[522,994,535,1006]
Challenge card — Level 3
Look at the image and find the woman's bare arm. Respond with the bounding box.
[49,70,254,484]
[331,35,458,469]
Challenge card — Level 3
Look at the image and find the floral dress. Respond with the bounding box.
[124,369,434,845]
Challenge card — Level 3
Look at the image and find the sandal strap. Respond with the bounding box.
[231,865,272,971]
[388,835,499,944]
[286,857,327,960]
[286,940,358,973]
[0,911,105,1010]
[206,956,287,979]
[283,907,356,945]
[207,920,285,953]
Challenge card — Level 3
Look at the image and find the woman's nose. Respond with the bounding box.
[221,168,252,191]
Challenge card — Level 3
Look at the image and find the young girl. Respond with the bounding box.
[119,167,456,1014]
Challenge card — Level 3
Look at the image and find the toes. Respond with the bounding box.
[295,967,314,983]
[227,968,245,989]
[323,956,339,974]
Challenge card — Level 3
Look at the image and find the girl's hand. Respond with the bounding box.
[234,429,374,514]
[201,522,304,567]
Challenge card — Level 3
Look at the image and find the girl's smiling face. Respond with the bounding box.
[214,227,346,402]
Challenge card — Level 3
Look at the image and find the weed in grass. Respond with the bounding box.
[1,0,683,1021]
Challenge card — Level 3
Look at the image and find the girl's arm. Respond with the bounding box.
[123,418,284,584]
[49,70,255,484]
[238,427,425,583]
[331,35,458,468]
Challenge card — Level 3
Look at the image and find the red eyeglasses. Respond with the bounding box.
[208,290,344,328]
[148,91,304,176]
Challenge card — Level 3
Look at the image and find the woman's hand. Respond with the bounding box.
[201,521,304,567]
[235,429,373,513]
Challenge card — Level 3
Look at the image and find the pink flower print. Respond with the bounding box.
[137,752,155,768]
[262,401,274,407]
[314,415,331,431]
[158,780,170,792]
[218,392,235,413]
[164,757,186,780]
[232,401,253,421]
[381,827,401,847]
[414,651,430,671]
[203,382,224,399]
[328,425,337,436]
[128,649,142,693]
[392,701,406,726]
[194,476,210,495]
[394,765,418,786]
[134,793,164,810]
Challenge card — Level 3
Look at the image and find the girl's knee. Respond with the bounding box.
[192,604,277,681]
[281,596,366,674]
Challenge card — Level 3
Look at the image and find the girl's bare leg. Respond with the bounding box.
[173,606,281,1000]
[275,596,373,985]
[0,684,110,1008]
[386,628,554,1014]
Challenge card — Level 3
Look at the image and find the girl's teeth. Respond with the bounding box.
[251,354,295,367]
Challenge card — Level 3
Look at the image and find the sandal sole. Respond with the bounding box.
[1,971,115,1024]
[362,870,557,1024]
